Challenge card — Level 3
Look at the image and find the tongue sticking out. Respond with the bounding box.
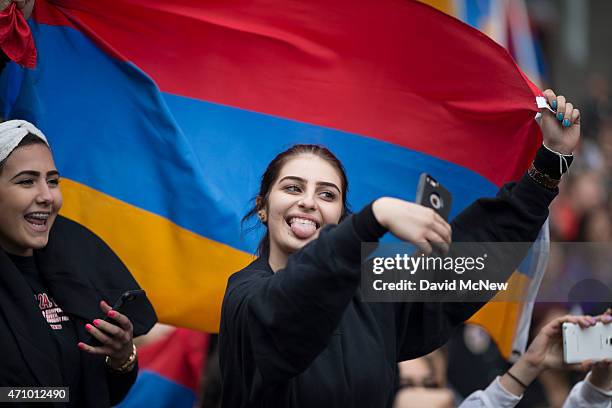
[290,221,317,239]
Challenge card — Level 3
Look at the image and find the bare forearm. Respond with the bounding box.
[500,358,542,397]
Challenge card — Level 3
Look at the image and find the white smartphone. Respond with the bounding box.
[562,322,612,364]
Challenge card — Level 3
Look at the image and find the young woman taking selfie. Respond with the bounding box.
[219,90,581,407]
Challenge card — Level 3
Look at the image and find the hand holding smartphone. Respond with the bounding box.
[415,173,452,221]
[563,321,612,364]
[104,289,147,322]
[87,289,146,346]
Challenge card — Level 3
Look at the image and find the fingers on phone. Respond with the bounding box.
[577,315,596,328]
[106,310,134,333]
[432,213,452,242]
[77,342,116,357]
[88,322,115,344]
[99,300,112,313]
[78,342,102,354]
[559,314,595,328]
[85,321,126,350]
[95,319,123,337]
[598,314,612,323]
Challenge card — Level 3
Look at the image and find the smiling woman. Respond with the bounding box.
[246,146,348,271]
[219,89,583,408]
[0,120,156,407]
[0,134,62,256]
[241,144,350,263]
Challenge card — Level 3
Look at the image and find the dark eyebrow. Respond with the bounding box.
[10,170,60,181]
[317,181,341,193]
[278,176,305,184]
[278,176,341,193]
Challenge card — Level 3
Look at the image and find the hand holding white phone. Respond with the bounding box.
[563,321,612,364]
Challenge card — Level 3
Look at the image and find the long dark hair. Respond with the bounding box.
[243,144,351,256]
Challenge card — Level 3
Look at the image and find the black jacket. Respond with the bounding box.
[0,215,157,407]
[219,174,557,407]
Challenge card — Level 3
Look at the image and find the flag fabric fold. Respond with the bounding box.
[117,328,209,408]
[2,1,544,356]
[418,0,549,358]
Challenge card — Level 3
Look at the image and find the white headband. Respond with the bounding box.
[0,120,49,163]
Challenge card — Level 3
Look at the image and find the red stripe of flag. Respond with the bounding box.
[35,0,542,185]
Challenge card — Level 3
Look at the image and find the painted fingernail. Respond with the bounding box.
[557,112,564,121]
[588,317,597,325]
[77,343,86,350]
[85,324,93,331]
[603,315,612,322]
[563,118,570,127]
[551,100,557,109]
[93,319,100,327]
[107,311,116,318]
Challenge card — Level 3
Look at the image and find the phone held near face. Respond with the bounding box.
[563,322,612,364]
[416,173,452,221]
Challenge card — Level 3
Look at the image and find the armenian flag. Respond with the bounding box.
[1,0,545,362]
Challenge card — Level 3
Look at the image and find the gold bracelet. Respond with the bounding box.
[527,163,560,190]
[105,344,137,373]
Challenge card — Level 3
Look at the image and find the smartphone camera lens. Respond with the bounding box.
[429,193,443,210]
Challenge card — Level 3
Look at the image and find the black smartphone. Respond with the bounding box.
[88,289,147,346]
[104,289,147,322]
[415,173,452,221]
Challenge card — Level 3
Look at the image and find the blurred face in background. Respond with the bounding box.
[570,171,605,215]
[598,123,612,173]
[0,144,62,256]
[582,207,612,241]
[398,358,439,389]
[395,356,454,408]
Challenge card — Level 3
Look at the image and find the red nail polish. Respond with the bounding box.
[85,324,93,331]
[78,343,85,349]
[93,319,100,326]
[107,310,116,318]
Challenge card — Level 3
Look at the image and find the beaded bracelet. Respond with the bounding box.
[528,164,560,190]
